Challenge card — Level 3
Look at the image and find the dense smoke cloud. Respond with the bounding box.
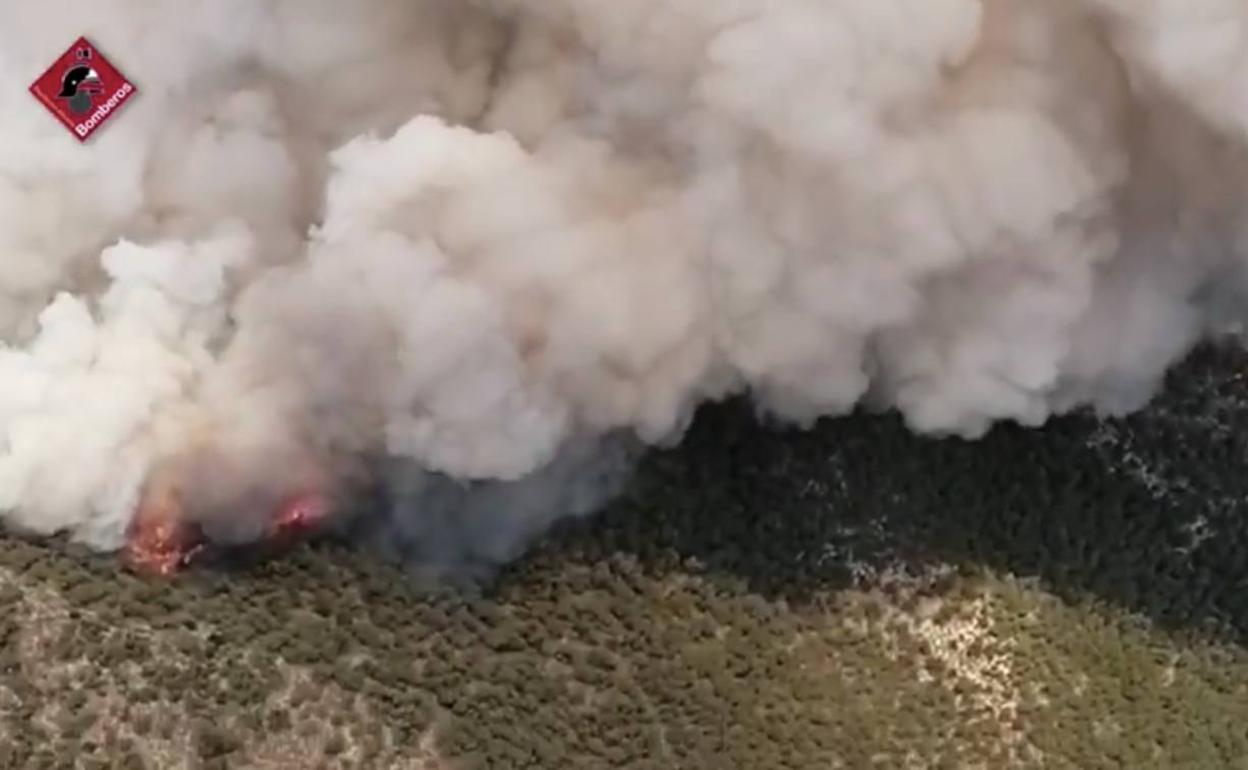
[2,0,1247,567]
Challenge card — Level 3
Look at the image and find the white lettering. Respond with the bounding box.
[75,83,133,135]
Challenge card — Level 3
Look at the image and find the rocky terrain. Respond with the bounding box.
[3,343,1248,769]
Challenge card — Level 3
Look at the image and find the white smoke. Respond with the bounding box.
[2,0,1248,562]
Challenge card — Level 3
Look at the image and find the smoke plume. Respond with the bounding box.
[2,0,1248,569]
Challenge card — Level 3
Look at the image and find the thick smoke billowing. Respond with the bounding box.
[2,0,1248,568]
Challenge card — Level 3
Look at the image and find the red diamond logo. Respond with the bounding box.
[29,36,137,143]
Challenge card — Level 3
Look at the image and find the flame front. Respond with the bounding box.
[123,478,331,577]
[123,485,205,577]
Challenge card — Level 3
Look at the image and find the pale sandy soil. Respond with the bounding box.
[2,344,1248,769]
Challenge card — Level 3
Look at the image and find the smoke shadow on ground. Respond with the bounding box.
[529,341,1248,645]
[3,346,1245,770]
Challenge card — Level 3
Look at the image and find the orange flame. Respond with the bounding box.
[123,485,205,577]
[123,482,331,576]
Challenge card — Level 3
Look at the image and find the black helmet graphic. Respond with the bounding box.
[57,47,104,115]
[57,64,102,98]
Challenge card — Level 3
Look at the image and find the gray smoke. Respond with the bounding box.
[1,0,1248,568]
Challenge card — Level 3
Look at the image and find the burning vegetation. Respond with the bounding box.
[2,347,1248,768]
[124,481,330,577]
[122,485,203,578]
[1,2,1248,568]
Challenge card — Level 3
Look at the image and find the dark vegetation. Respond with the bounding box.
[546,341,1248,641]
[0,343,1247,768]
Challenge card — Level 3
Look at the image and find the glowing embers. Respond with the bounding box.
[270,491,331,544]
[124,484,331,577]
[123,485,205,577]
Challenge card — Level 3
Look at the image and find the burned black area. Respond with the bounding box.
[541,340,1248,642]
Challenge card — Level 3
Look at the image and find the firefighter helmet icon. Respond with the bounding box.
[30,35,137,142]
[56,47,104,115]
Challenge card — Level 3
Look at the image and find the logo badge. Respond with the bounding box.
[29,36,137,142]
